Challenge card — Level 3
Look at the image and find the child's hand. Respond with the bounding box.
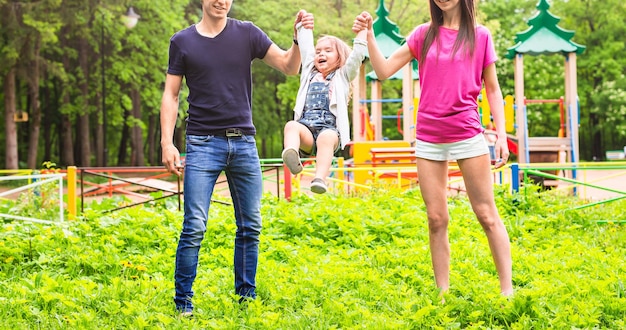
[295,10,314,31]
[352,12,372,33]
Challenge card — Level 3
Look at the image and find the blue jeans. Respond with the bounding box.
[174,134,263,312]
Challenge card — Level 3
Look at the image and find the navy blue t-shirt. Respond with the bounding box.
[167,18,273,135]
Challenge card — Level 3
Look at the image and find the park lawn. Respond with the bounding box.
[1,185,625,329]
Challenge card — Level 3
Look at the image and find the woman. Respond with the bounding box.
[353,0,514,296]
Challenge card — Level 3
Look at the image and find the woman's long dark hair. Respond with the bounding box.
[420,0,476,62]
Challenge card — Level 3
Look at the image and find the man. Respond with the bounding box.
[160,0,314,316]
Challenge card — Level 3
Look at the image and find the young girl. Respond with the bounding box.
[281,22,367,194]
[353,0,514,296]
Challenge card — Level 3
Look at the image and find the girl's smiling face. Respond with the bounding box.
[314,38,340,77]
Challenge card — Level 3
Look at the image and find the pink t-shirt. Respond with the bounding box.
[407,24,497,143]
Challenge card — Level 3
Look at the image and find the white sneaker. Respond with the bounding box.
[310,178,327,194]
[282,148,303,174]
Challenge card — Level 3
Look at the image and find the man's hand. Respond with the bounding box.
[162,143,183,176]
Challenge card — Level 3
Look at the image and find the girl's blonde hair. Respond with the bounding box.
[317,35,352,69]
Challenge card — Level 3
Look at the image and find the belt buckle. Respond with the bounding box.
[225,128,242,137]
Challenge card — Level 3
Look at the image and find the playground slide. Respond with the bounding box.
[507,135,519,155]
[360,106,375,141]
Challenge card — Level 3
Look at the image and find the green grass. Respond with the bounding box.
[1,185,625,329]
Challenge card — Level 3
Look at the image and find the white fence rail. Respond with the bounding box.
[0,173,66,224]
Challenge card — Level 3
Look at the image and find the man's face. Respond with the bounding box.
[203,0,232,19]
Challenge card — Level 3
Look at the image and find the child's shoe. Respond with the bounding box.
[310,178,327,194]
[281,148,303,174]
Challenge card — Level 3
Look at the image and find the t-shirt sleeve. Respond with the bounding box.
[481,27,498,68]
[167,34,185,76]
[248,22,273,59]
[406,24,428,61]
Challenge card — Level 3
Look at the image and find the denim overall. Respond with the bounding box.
[297,71,339,155]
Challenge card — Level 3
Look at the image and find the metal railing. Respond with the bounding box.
[0,172,66,224]
[510,161,626,209]
[2,161,623,219]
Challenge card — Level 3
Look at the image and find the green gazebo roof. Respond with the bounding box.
[506,0,585,59]
[366,0,418,81]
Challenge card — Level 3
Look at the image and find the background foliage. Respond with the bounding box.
[1,185,625,328]
[1,0,625,168]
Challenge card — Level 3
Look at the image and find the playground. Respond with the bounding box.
[1,1,626,328]
[280,0,625,206]
[2,0,625,221]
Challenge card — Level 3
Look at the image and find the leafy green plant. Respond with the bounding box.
[1,185,625,328]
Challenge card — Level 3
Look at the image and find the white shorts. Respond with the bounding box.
[414,133,489,161]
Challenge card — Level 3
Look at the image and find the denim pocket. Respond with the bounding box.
[187,134,214,145]
[242,135,256,144]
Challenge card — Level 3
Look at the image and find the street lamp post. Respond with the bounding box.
[101,7,140,166]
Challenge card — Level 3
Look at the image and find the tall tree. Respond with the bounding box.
[3,69,18,169]
[1,0,625,167]
[25,37,42,169]
[58,29,76,166]
[129,88,144,166]
[1,1,25,169]
[557,0,626,159]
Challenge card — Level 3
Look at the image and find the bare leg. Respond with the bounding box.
[282,121,314,174]
[416,158,452,292]
[458,155,514,295]
[312,129,339,180]
[283,121,314,152]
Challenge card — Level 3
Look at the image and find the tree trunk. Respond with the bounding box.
[96,33,105,167]
[96,109,104,166]
[334,0,343,17]
[77,37,91,166]
[60,114,75,165]
[26,38,42,169]
[589,112,602,160]
[4,68,19,169]
[58,30,75,166]
[130,88,144,166]
[117,108,130,166]
[260,138,267,159]
[42,74,53,163]
[147,113,157,165]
